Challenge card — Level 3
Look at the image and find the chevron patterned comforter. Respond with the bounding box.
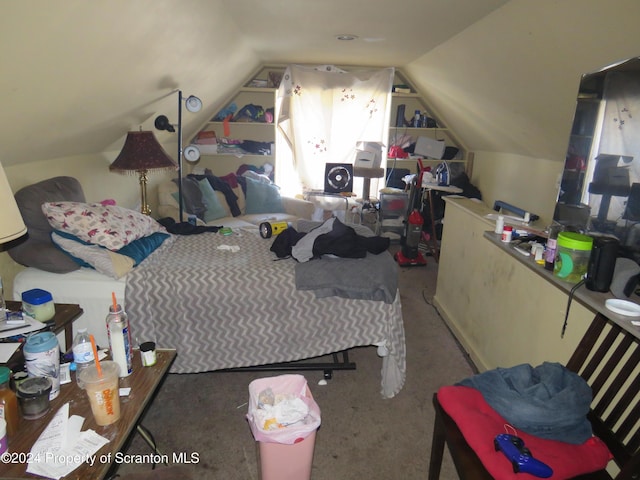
[125,226,406,398]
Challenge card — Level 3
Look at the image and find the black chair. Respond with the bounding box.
[428,312,640,479]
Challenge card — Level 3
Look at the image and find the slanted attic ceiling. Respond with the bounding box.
[1,0,640,168]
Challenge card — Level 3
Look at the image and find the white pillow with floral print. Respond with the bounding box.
[42,201,165,251]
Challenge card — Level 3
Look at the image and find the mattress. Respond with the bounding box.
[13,267,126,348]
[14,226,406,398]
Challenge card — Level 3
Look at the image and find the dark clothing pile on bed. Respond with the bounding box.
[270,217,398,303]
[271,217,389,261]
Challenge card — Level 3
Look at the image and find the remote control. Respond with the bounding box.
[494,433,553,477]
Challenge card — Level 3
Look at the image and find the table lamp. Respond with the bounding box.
[0,160,28,311]
[109,130,178,216]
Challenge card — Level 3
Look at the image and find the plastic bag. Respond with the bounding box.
[247,374,321,445]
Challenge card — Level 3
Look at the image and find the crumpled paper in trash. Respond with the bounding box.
[255,390,310,430]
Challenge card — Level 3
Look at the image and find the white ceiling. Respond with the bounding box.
[0,0,507,167]
[2,0,639,173]
[220,0,508,66]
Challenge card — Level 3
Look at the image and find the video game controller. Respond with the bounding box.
[494,433,553,477]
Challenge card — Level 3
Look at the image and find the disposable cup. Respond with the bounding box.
[79,361,121,426]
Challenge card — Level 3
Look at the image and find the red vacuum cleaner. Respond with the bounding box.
[394,167,428,267]
[394,208,427,266]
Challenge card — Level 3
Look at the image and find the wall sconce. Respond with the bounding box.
[154,91,202,222]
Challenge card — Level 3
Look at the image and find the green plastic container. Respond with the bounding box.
[553,232,593,283]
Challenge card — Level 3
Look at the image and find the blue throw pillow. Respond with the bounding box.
[244,176,285,214]
[52,230,170,266]
[196,179,228,222]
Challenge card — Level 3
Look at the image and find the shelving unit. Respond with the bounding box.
[190,65,285,176]
[387,70,470,175]
[190,66,471,181]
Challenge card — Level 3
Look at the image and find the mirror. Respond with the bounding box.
[555,56,640,258]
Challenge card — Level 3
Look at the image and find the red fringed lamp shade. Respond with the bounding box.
[110,131,177,174]
[110,131,177,215]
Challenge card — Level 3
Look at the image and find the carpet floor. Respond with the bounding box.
[114,248,474,479]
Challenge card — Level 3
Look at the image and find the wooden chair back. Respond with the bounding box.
[428,312,640,479]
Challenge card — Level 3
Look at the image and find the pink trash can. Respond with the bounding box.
[258,429,317,480]
[247,375,321,480]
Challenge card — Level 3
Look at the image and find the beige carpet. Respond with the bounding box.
[114,249,474,479]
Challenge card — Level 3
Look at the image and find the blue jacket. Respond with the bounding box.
[458,362,592,444]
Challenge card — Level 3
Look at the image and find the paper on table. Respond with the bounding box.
[0,342,21,363]
[27,402,110,479]
[28,403,69,462]
[0,315,47,339]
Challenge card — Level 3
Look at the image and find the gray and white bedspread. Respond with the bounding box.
[125,227,406,398]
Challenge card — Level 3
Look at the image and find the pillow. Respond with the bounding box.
[194,179,227,222]
[116,232,172,265]
[244,176,285,214]
[42,202,166,251]
[52,230,172,269]
[242,170,273,184]
[172,177,206,219]
[188,174,239,217]
[51,232,135,279]
[9,176,86,273]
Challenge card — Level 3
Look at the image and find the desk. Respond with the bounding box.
[434,197,640,374]
[6,301,83,352]
[483,231,640,340]
[4,348,177,479]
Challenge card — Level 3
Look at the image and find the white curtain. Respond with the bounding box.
[275,65,394,198]
[588,71,640,221]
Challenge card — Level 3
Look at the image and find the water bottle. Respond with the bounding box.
[413,110,422,128]
[106,304,132,377]
[72,328,95,388]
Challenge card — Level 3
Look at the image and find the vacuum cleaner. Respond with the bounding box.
[394,174,427,267]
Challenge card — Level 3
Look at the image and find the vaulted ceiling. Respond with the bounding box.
[2,0,639,169]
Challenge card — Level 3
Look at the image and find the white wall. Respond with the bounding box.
[405,0,640,217]
[471,151,562,226]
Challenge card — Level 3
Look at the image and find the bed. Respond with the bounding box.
[11,177,406,398]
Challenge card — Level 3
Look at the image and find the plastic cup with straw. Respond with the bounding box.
[80,334,121,425]
[90,334,102,378]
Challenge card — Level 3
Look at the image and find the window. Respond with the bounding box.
[275,65,394,198]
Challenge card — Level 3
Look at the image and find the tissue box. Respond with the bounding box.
[21,289,55,322]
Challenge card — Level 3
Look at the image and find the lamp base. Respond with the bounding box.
[138,170,151,216]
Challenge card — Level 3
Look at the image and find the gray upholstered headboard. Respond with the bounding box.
[9,176,86,273]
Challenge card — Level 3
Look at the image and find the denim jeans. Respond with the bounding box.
[457,362,592,444]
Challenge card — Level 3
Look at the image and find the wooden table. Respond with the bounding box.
[3,348,177,479]
[5,301,83,351]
